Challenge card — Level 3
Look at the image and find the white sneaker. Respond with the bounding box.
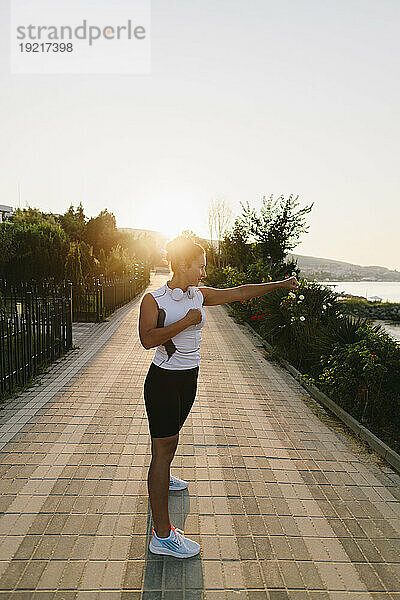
[149,524,200,558]
[169,475,188,491]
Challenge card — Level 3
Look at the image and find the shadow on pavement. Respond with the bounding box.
[141,489,204,599]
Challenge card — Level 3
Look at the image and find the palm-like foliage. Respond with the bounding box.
[320,315,383,351]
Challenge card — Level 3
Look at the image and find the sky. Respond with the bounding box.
[0,0,399,270]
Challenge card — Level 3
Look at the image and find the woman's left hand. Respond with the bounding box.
[280,276,299,290]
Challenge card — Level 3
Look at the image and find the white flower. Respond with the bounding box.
[299,316,305,321]
[299,295,304,300]
[289,292,296,298]
[322,304,327,310]
[292,271,296,276]
[290,317,295,322]
[297,300,302,304]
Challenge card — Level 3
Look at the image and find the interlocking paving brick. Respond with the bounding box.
[241,560,264,588]
[0,273,399,597]
[259,558,285,588]
[59,560,86,589]
[35,560,65,590]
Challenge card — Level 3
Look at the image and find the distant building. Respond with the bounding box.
[0,205,13,222]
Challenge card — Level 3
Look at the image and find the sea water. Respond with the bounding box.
[317,281,400,303]
[316,281,400,342]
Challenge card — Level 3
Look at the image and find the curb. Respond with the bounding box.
[224,305,400,475]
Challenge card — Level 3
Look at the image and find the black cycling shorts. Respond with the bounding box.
[144,362,199,438]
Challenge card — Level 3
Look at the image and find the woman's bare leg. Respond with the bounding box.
[148,433,179,538]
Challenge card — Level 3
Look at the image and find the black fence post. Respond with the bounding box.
[66,282,73,349]
[0,314,5,397]
[26,291,33,381]
[95,279,104,322]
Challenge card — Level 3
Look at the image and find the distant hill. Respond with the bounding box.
[288,253,400,282]
[118,228,169,250]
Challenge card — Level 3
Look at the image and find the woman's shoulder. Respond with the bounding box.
[140,284,167,311]
[149,283,168,299]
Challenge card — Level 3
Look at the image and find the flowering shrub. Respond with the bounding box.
[308,324,400,451]
[221,265,247,289]
[242,296,269,325]
[253,279,341,372]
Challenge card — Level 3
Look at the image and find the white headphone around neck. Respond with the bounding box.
[169,285,195,301]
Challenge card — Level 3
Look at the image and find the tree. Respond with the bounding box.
[0,221,69,282]
[221,218,252,271]
[208,198,233,267]
[240,194,313,264]
[85,209,119,256]
[78,241,99,280]
[98,244,137,278]
[58,203,86,241]
[11,206,57,226]
[121,231,160,267]
[64,241,85,289]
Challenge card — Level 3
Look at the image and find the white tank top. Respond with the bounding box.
[149,281,206,370]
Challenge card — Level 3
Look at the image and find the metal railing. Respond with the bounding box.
[0,264,150,398]
[72,265,150,322]
[0,280,73,399]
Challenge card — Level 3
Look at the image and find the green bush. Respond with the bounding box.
[228,278,341,374]
[204,264,247,289]
[0,221,69,283]
[308,324,400,452]
[245,258,300,284]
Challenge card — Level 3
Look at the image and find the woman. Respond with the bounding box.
[139,235,299,558]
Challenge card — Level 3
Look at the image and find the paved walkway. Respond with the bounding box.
[0,273,400,599]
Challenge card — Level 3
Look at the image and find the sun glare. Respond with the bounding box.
[138,195,199,239]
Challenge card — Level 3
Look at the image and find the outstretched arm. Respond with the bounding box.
[201,276,299,306]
